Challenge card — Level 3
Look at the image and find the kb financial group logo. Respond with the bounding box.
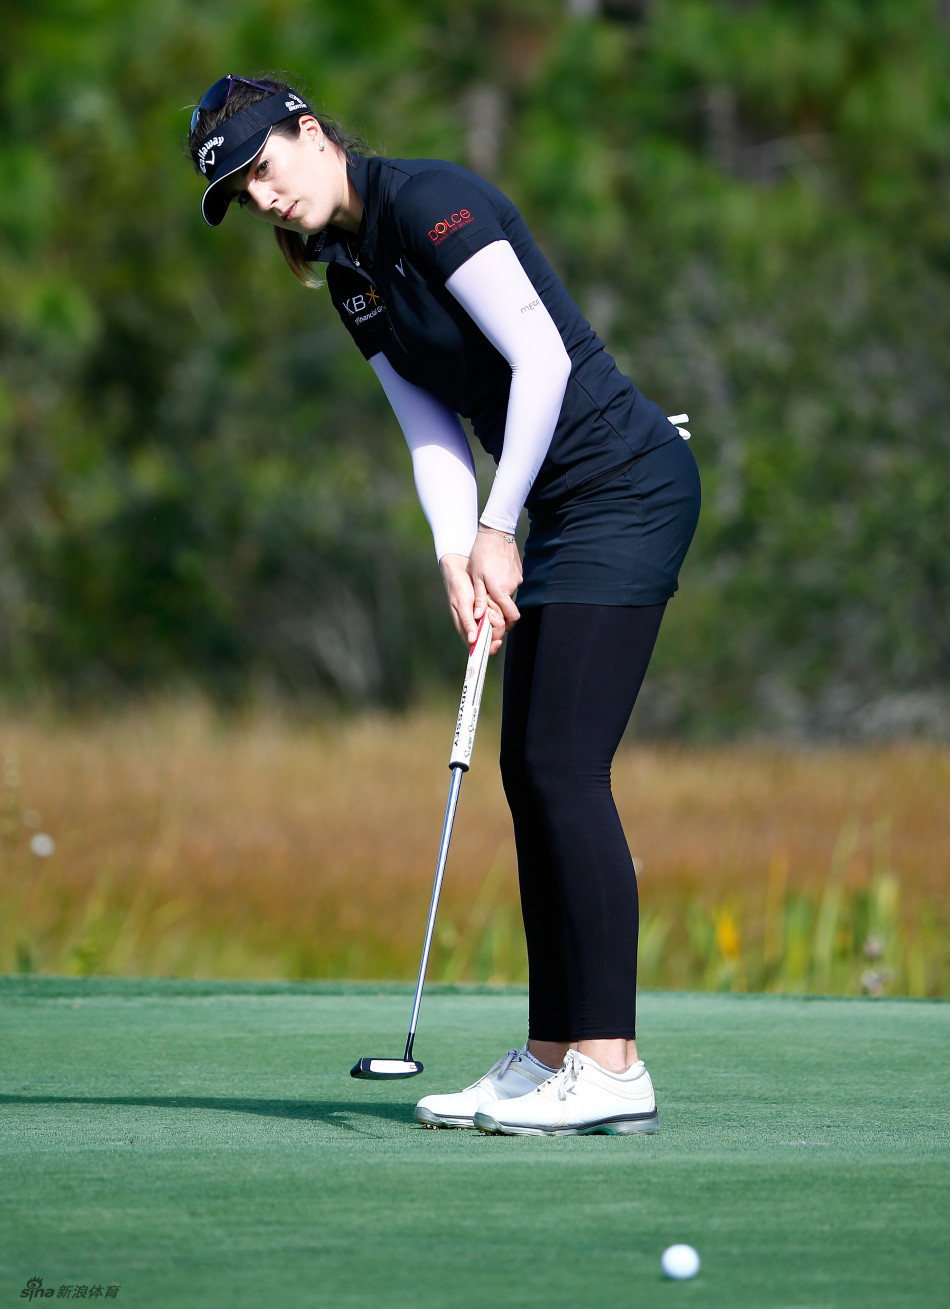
[343,285,386,327]
[20,1276,121,1300]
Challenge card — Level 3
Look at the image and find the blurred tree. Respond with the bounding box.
[0,0,948,736]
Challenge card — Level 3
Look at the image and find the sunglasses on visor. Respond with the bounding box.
[190,76,277,132]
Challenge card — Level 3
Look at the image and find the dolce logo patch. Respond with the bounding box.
[198,136,224,175]
[427,209,473,244]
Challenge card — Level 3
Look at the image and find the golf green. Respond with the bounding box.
[1,978,947,1308]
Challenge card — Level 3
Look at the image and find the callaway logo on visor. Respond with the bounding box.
[198,135,225,175]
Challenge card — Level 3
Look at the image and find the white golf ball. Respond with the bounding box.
[30,833,56,858]
[661,1244,700,1280]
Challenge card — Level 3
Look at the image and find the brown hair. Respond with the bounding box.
[187,74,367,286]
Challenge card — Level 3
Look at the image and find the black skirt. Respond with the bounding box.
[516,435,701,607]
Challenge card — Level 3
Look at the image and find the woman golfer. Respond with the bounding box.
[188,75,700,1136]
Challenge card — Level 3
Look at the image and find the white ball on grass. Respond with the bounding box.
[661,1244,700,1280]
[30,833,56,857]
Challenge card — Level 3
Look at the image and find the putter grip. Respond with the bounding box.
[449,612,492,771]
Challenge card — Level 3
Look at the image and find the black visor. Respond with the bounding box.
[197,91,311,227]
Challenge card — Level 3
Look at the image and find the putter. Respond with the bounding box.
[351,611,493,1079]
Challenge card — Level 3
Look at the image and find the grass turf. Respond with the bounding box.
[1,978,947,1308]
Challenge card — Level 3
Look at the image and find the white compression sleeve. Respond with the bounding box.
[369,353,479,561]
[446,241,572,535]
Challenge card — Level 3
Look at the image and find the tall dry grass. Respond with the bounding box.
[1,702,947,995]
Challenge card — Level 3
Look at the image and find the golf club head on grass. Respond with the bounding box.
[350,1056,424,1080]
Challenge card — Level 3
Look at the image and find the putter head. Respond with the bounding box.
[350,1057,424,1080]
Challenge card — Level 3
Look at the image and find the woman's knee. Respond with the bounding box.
[499,734,531,808]
[523,730,606,812]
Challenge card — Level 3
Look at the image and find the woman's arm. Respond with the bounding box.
[445,240,571,630]
[369,353,478,562]
[368,353,504,650]
[445,240,572,535]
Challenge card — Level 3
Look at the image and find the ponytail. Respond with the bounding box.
[274,228,317,287]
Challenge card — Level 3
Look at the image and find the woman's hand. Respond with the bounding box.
[440,535,520,656]
[468,530,521,643]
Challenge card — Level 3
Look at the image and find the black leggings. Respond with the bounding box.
[499,602,666,1041]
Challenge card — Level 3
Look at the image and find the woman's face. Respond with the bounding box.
[230,114,361,234]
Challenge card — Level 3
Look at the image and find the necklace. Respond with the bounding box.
[345,233,361,267]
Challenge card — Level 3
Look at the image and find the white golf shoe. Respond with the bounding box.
[414,1045,557,1129]
[473,1049,660,1136]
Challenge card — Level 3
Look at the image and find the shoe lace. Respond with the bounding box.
[553,1050,581,1101]
[486,1048,520,1082]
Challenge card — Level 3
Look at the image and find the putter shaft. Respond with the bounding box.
[404,763,464,1063]
[350,614,492,1080]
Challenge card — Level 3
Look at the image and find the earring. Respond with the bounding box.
[318,139,326,151]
